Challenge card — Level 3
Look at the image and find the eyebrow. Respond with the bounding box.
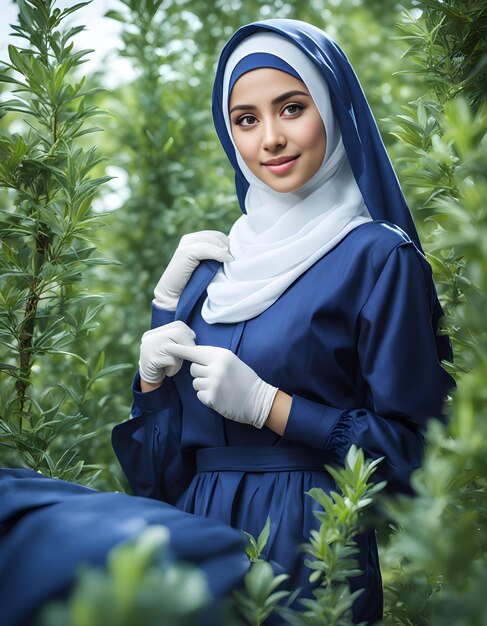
[229,90,310,114]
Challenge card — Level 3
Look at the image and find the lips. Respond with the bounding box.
[263,155,299,166]
[262,155,300,174]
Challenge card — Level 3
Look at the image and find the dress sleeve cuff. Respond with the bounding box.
[132,371,169,413]
[151,301,176,328]
[283,394,344,449]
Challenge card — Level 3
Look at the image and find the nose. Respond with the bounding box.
[262,117,286,151]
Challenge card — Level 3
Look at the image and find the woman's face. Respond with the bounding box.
[229,68,327,193]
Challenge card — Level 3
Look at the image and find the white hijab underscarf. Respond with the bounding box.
[201,32,372,324]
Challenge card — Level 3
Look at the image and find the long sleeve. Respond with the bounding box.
[283,242,455,494]
[112,372,196,504]
[111,303,194,504]
[112,302,201,504]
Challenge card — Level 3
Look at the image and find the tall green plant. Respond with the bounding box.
[385,0,487,368]
[395,0,487,107]
[381,94,487,626]
[384,0,487,372]
[282,447,385,626]
[378,2,487,623]
[97,0,248,359]
[0,0,123,481]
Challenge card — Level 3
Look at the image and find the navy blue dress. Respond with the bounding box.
[112,220,455,623]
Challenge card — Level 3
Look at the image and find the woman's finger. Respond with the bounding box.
[142,320,196,342]
[182,230,230,247]
[165,357,183,378]
[165,344,214,365]
[190,362,208,378]
[192,376,210,392]
[196,389,214,408]
[183,241,234,262]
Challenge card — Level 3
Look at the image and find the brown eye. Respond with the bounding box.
[282,103,304,116]
[235,114,257,127]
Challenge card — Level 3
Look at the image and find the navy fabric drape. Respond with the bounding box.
[113,221,456,624]
[0,468,249,626]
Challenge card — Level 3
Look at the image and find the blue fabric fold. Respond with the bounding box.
[0,468,249,626]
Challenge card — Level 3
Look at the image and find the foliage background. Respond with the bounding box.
[0,0,485,624]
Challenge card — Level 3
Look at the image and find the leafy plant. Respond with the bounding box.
[394,0,487,107]
[40,525,211,626]
[234,446,386,626]
[0,0,126,482]
[241,516,272,563]
[234,559,291,626]
[381,94,487,626]
[378,2,487,624]
[280,446,385,626]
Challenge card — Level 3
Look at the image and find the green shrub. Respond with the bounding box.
[0,0,126,483]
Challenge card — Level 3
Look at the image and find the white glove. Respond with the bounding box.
[154,231,234,311]
[139,321,197,384]
[164,344,279,428]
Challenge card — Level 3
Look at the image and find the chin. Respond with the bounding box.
[268,179,304,193]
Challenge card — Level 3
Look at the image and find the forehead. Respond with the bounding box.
[229,68,309,106]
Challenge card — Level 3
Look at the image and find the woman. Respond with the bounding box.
[112,19,455,623]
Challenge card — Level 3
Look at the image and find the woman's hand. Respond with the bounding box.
[153,231,234,311]
[139,321,197,387]
[164,344,279,429]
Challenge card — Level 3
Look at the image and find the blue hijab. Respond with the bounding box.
[212,18,421,250]
[211,18,453,363]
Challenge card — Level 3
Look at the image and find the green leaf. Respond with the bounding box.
[256,516,271,555]
[59,2,92,19]
[104,10,126,23]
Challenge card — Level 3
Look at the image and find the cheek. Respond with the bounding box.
[233,132,258,164]
[296,114,326,156]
